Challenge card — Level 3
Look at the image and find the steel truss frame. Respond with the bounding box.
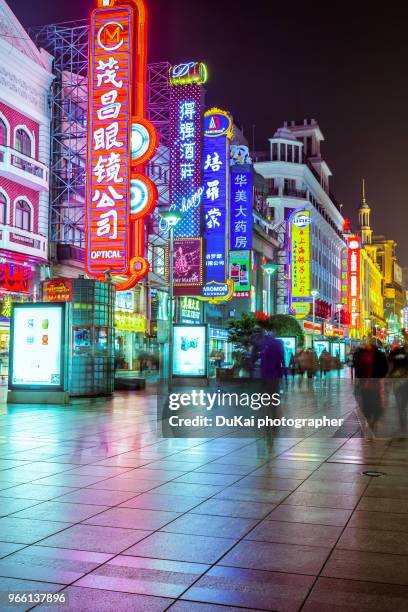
[31,23,170,288]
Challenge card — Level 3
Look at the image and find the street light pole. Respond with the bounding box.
[159,210,183,389]
[168,223,175,389]
[311,289,319,348]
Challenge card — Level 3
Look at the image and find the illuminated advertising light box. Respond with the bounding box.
[313,340,330,359]
[277,337,296,367]
[9,304,65,390]
[42,278,72,303]
[229,250,251,296]
[230,169,253,251]
[331,342,346,362]
[287,209,311,319]
[172,324,207,377]
[171,237,203,295]
[0,261,33,293]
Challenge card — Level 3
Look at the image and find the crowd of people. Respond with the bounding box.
[251,329,408,438]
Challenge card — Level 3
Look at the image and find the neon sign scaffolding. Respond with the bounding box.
[87,0,158,290]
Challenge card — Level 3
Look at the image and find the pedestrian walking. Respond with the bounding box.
[353,337,388,437]
[319,349,331,377]
[388,344,408,434]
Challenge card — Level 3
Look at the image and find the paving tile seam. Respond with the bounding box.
[298,439,385,610]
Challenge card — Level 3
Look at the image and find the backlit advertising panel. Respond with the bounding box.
[172,324,207,377]
[230,169,252,251]
[287,209,311,319]
[202,108,233,298]
[9,304,65,390]
[229,250,251,297]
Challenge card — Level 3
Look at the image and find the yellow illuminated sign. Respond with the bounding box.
[115,312,146,332]
[288,209,311,319]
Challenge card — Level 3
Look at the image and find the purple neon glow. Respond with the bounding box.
[169,84,203,238]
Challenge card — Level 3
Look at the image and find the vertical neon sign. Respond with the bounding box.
[169,81,203,237]
[348,236,361,329]
[287,209,311,319]
[201,108,233,299]
[87,0,158,290]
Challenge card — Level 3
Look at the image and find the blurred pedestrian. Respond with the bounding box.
[388,344,408,434]
[319,349,331,377]
[353,337,388,437]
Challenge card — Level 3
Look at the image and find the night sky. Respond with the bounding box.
[7,0,408,265]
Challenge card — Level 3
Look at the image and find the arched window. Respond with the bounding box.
[15,199,31,231]
[0,193,6,224]
[15,128,32,157]
[0,119,7,147]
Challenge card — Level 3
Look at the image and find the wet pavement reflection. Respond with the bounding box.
[0,377,408,610]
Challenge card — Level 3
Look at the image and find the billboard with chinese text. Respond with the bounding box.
[230,168,252,251]
[287,209,311,319]
[87,1,157,289]
[202,108,233,298]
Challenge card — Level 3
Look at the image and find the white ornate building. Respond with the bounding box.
[255,119,347,332]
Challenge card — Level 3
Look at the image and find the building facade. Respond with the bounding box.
[255,119,346,346]
[0,0,54,381]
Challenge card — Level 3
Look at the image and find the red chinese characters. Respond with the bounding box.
[87,7,133,276]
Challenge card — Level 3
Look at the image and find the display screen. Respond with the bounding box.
[331,342,346,362]
[173,325,207,377]
[11,304,64,388]
[277,337,296,367]
[313,340,330,359]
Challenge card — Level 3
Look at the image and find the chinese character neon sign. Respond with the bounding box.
[287,209,311,319]
[348,236,361,329]
[201,108,233,300]
[230,169,253,251]
[87,0,158,290]
[169,81,203,238]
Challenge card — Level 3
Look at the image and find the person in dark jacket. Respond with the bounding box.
[353,338,388,437]
[388,345,408,434]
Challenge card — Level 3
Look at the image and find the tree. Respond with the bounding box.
[258,314,305,347]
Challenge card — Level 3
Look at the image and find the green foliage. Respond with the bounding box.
[259,314,305,347]
[227,312,257,351]
[227,312,304,350]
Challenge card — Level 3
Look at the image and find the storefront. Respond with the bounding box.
[303,320,322,349]
[0,256,44,385]
[115,311,147,371]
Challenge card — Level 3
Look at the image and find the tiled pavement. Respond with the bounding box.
[0,380,408,610]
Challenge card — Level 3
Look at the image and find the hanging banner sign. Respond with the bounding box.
[170,238,203,294]
[230,169,252,251]
[287,209,311,319]
[169,81,203,237]
[201,108,233,299]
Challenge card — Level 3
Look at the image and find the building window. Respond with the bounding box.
[15,199,31,231]
[0,193,6,224]
[0,119,7,147]
[272,143,278,161]
[287,146,293,162]
[294,146,299,163]
[305,136,313,157]
[15,128,32,157]
[280,143,285,161]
